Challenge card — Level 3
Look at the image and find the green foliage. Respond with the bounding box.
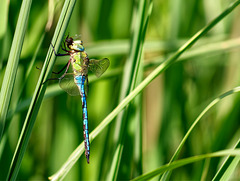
[1,0,240,180]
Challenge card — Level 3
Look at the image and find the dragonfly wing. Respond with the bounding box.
[59,74,80,96]
[89,58,110,78]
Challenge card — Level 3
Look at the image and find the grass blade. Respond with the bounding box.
[0,0,32,142]
[0,0,9,70]
[213,138,240,180]
[6,0,77,179]
[161,86,240,180]
[132,149,240,181]
[108,0,152,180]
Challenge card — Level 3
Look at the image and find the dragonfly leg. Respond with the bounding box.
[61,46,69,52]
[36,62,69,75]
[42,77,60,84]
[61,41,69,52]
[52,62,69,74]
[42,60,71,84]
[36,66,42,71]
[59,60,71,79]
[51,43,70,56]
[36,66,52,84]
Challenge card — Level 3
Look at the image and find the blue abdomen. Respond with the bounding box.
[74,75,90,163]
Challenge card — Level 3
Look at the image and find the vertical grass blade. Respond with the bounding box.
[0,0,32,142]
[0,33,45,162]
[6,0,77,180]
[0,0,9,69]
[108,0,151,180]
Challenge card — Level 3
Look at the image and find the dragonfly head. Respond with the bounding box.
[72,40,85,52]
[65,36,74,49]
[65,36,85,52]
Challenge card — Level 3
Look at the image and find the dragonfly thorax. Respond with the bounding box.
[71,52,89,75]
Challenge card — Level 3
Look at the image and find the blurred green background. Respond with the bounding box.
[1,0,240,180]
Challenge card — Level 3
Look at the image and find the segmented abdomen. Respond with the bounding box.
[74,75,90,163]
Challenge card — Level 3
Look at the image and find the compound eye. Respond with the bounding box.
[74,40,83,45]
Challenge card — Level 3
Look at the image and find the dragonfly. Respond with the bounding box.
[50,35,110,163]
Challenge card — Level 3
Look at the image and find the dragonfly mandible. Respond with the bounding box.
[50,35,110,163]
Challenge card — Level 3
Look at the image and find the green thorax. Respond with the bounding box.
[71,50,89,76]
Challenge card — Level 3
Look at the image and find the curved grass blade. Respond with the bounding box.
[131,149,240,181]
[160,86,240,180]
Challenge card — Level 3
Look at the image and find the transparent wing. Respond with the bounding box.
[59,74,80,96]
[72,34,81,40]
[89,58,110,78]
